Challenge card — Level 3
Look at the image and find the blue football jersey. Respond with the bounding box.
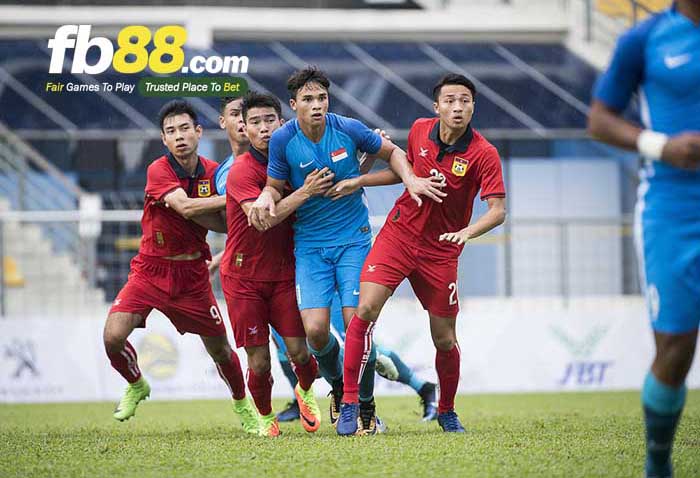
[267,113,382,248]
[593,5,700,215]
[214,154,234,195]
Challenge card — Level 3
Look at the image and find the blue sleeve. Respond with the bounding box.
[334,114,382,155]
[214,156,233,195]
[267,127,291,181]
[593,18,656,112]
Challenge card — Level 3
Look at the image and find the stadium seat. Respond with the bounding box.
[3,256,25,287]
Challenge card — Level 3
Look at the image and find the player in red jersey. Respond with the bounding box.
[338,74,507,434]
[221,91,333,437]
[103,100,261,434]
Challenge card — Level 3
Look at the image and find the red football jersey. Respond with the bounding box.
[221,148,295,281]
[140,154,217,260]
[381,118,505,258]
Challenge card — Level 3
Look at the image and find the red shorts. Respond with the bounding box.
[109,254,225,336]
[360,230,459,317]
[221,274,305,348]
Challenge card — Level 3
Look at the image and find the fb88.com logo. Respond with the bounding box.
[48,25,249,75]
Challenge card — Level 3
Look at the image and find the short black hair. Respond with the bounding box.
[287,66,330,100]
[158,99,198,131]
[220,96,243,113]
[242,91,282,121]
[432,74,477,102]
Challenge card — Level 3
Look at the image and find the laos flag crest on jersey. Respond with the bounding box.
[452,157,469,177]
[198,179,211,197]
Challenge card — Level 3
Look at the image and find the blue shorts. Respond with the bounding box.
[295,241,371,310]
[637,208,700,334]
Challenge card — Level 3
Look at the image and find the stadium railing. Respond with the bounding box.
[0,210,639,318]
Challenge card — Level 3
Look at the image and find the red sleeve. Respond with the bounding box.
[229,161,263,205]
[478,146,506,200]
[145,160,181,200]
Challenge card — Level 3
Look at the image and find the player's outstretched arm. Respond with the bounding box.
[327,129,403,200]
[190,210,227,234]
[163,188,226,219]
[439,197,506,245]
[358,129,391,174]
[374,137,447,206]
[588,100,700,169]
[245,168,334,232]
[325,167,401,201]
[247,178,284,230]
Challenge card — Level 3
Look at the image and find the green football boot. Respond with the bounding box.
[113,377,151,422]
[232,397,262,435]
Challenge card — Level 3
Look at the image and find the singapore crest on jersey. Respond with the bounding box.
[198,179,211,197]
[451,157,469,177]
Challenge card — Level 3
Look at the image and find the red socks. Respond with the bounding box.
[247,368,273,416]
[106,340,141,383]
[215,351,246,400]
[342,314,375,404]
[435,344,461,414]
[292,355,319,391]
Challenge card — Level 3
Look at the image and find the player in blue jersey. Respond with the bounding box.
[271,294,438,423]
[248,66,446,434]
[207,96,251,276]
[217,96,250,192]
[210,91,437,424]
[588,2,700,476]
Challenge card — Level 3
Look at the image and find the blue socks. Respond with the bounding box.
[386,348,425,392]
[308,333,343,387]
[642,372,687,478]
[374,345,426,393]
[359,344,377,403]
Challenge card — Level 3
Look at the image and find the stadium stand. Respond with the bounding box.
[0,0,657,309]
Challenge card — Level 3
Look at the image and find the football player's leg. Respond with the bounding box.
[283,336,321,432]
[411,258,463,432]
[341,239,403,405]
[639,221,700,477]
[271,327,298,390]
[375,344,437,421]
[104,311,146,385]
[200,334,261,435]
[643,331,696,477]
[106,276,156,421]
[245,344,279,436]
[297,247,340,387]
[171,289,246,401]
[271,327,300,422]
[200,334,247,401]
[271,280,321,432]
[105,312,151,421]
[337,281,391,436]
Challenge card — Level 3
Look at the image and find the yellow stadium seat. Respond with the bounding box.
[3,256,25,287]
[597,0,671,22]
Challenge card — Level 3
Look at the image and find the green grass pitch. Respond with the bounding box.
[1,391,698,477]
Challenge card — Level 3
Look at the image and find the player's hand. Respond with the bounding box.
[325,177,361,200]
[207,256,221,277]
[248,189,276,230]
[374,128,391,142]
[662,133,700,169]
[301,167,335,197]
[406,175,447,207]
[439,228,471,245]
